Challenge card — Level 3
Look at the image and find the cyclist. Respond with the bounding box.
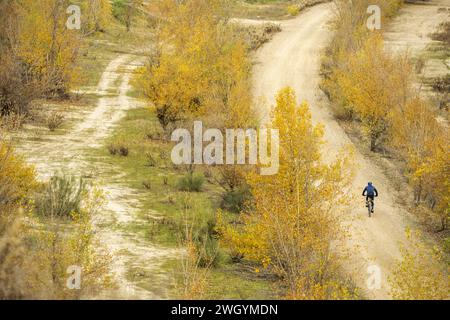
[362,182,378,213]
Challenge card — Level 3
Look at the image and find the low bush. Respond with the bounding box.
[221,185,252,213]
[34,175,86,218]
[237,23,282,51]
[142,180,152,190]
[46,112,64,131]
[431,21,450,45]
[146,152,157,167]
[108,139,129,156]
[178,172,205,192]
[286,5,300,16]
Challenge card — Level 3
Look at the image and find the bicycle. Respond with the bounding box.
[366,198,374,217]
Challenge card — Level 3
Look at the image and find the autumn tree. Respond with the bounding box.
[0,136,36,299]
[322,0,404,120]
[389,94,449,230]
[82,0,112,34]
[336,34,415,151]
[18,0,82,98]
[218,88,356,299]
[138,0,255,131]
[112,0,143,31]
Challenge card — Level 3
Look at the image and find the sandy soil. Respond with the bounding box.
[11,1,446,300]
[251,3,420,299]
[14,54,179,299]
[384,0,449,56]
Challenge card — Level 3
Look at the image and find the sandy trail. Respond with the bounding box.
[251,3,419,299]
[15,54,179,299]
[384,0,449,56]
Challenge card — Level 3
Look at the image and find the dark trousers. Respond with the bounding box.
[366,195,375,209]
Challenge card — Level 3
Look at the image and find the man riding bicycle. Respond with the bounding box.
[362,182,378,213]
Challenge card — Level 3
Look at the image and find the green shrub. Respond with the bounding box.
[108,139,129,156]
[178,172,204,192]
[35,175,85,218]
[46,112,64,131]
[112,0,139,31]
[431,21,450,45]
[221,185,252,213]
[196,229,220,268]
[145,152,157,167]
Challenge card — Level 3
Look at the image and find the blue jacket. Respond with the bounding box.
[362,184,378,197]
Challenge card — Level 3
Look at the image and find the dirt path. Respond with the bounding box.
[15,54,179,299]
[251,3,418,299]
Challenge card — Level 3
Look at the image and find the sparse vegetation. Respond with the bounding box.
[1,0,447,301]
[108,139,130,156]
[0,138,112,299]
[178,172,205,192]
[35,175,86,219]
[286,4,300,16]
[389,229,449,300]
[46,112,65,131]
[218,88,356,299]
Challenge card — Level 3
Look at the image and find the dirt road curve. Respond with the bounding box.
[252,3,417,299]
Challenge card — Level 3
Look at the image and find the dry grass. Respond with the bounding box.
[236,23,282,50]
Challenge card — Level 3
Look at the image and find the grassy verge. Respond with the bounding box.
[88,106,276,298]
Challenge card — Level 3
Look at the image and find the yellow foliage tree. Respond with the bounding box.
[322,0,404,120]
[0,0,40,115]
[218,87,356,299]
[0,137,37,299]
[18,0,82,97]
[389,229,449,300]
